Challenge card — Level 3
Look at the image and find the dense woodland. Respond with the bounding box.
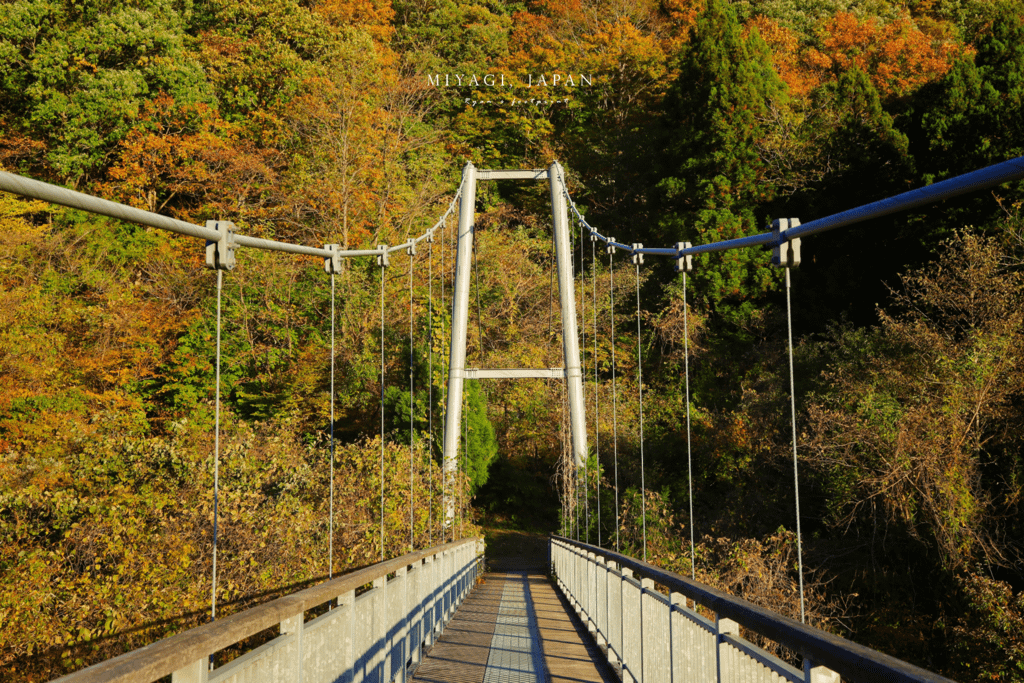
[2,0,1024,679]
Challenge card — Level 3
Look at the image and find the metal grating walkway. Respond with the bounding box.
[412,572,617,683]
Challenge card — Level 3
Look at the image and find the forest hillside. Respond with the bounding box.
[2,0,1024,680]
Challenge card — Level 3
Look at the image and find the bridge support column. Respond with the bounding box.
[549,161,588,469]
[442,162,477,535]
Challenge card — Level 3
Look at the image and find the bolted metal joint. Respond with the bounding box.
[607,237,616,255]
[376,244,390,268]
[631,243,644,265]
[771,218,802,268]
[323,244,341,275]
[406,241,417,256]
[425,230,435,244]
[676,242,693,273]
[204,221,236,271]
[589,229,600,243]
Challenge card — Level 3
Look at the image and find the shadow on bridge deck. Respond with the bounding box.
[413,534,617,683]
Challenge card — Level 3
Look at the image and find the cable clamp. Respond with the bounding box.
[770,218,801,268]
[425,230,435,244]
[205,221,236,271]
[323,243,341,275]
[631,243,644,265]
[406,241,417,256]
[607,237,616,255]
[589,229,600,243]
[676,242,693,273]
[376,244,390,268]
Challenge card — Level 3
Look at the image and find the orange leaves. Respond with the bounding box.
[313,0,395,42]
[749,12,967,100]
[100,94,279,223]
[809,12,965,97]
[747,16,817,98]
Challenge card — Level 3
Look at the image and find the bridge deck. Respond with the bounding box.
[413,571,617,683]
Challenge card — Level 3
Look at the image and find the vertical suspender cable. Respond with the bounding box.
[579,214,588,544]
[405,248,409,552]
[380,259,386,562]
[474,241,483,359]
[330,271,336,579]
[592,236,600,547]
[428,234,434,547]
[635,260,647,562]
[684,270,694,580]
[211,269,223,622]
[786,267,807,623]
[440,217,447,543]
[609,247,620,552]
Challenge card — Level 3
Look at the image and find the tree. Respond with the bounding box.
[463,379,498,495]
[657,0,787,328]
[805,232,1024,570]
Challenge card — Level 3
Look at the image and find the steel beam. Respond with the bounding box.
[550,161,588,467]
[477,169,549,180]
[464,368,565,379]
[442,163,477,530]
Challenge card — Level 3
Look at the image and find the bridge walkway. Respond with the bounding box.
[413,539,616,683]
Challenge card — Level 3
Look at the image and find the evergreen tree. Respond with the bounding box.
[463,379,498,495]
[656,0,787,328]
[915,1,1024,179]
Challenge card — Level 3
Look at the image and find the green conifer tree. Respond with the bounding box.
[656,0,786,327]
[463,379,498,495]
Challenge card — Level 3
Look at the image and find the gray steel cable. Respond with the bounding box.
[786,268,806,623]
[684,271,694,580]
[330,272,336,579]
[428,236,434,547]
[609,249,620,553]
[635,262,646,562]
[380,263,386,562]
[405,248,409,552]
[592,237,600,547]
[579,212,588,544]
[211,269,223,623]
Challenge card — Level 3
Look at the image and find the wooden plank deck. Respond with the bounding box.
[412,571,618,683]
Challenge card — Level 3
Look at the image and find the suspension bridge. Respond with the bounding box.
[4,155,1023,683]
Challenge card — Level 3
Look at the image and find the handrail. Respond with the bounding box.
[55,537,482,683]
[551,535,954,683]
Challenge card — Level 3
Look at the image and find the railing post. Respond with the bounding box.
[423,554,436,648]
[372,575,386,683]
[622,568,640,683]
[280,612,304,683]
[408,560,422,671]
[805,659,841,683]
[171,659,208,683]
[715,616,739,683]
[338,589,356,683]
[595,555,608,648]
[608,560,621,668]
[393,565,408,683]
[669,592,684,683]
